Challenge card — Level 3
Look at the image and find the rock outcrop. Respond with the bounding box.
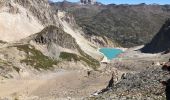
[141,19,170,53]
[80,0,96,5]
[88,66,170,100]
[28,25,79,59]
[34,25,78,50]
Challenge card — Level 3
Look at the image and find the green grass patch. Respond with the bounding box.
[14,44,58,70]
[12,44,99,70]
[77,47,100,70]
[0,66,4,70]
[59,52,79,61]
[0,59,12,66]
[60,51,100,70]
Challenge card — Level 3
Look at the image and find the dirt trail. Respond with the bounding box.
[0,70,110,99]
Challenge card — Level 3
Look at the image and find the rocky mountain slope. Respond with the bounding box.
[0,0,102,79]
[1,0,170,99]
[14,0,59,26]
[87,66,169,100]
[141,19,170,53]
[0,0,102,59]
[0,0,60,42]
[52,2,170,47]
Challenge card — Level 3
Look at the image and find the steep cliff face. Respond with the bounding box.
[141,19,170,53]
[14,0,59,26]
[0,0,59,42]
[0,0,43,42]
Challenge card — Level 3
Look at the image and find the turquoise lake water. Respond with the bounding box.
[99,48,123,60]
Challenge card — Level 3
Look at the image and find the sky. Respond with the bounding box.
[51,0,170,5]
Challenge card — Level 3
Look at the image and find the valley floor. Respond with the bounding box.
[0,46,170,100]
[0,69,110,100]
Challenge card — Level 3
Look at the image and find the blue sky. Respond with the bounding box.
[51,0,170,5]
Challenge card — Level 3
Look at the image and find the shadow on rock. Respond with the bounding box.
[162,79,170,100]
[162,60,170,100]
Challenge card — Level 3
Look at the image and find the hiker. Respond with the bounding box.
[87,71,91,76]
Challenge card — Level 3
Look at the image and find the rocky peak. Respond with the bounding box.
[13,0,59,26]
[33,25,78,50]
[80,0,96,5]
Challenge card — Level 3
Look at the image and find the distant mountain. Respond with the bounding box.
[141,19,170,53]
[52,2,170,47]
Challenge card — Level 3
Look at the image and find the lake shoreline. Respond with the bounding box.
[98,47,127,63]
[97,48,110,63]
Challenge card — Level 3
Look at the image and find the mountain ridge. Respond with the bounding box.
[52,2,170,47]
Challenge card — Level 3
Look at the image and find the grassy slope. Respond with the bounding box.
[14,44,58,70]
[13,44,99,70]
[59,51,100,70]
